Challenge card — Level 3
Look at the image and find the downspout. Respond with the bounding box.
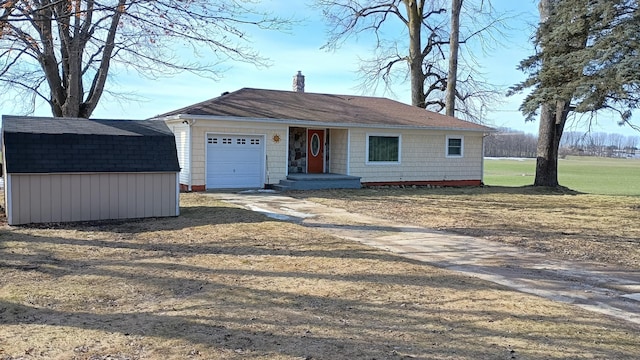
[265,154,269,186]
[482,133,488,185]
[285,126,290,176]
[188,119,196,191]
[346,129,351,175]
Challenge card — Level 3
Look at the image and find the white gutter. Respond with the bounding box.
[158,114,495,133]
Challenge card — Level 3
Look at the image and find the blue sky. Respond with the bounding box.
[3,0,639,137]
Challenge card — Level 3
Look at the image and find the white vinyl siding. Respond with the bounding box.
[168,120,288,188]
[329,129,349,174]
[349,129,483,183]
[164,118,484,188]
[173,125,190,185]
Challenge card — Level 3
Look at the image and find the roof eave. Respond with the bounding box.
[157,114,495,133]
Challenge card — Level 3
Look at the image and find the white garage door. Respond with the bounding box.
[206,134,264,189]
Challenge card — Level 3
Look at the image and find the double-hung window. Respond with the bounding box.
[446,136,464,157]
[367,134,401,164]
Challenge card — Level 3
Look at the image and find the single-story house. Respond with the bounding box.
[2,116,180,225]
[154,73,494,191]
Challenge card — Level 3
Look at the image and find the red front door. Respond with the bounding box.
[307,129,324,173]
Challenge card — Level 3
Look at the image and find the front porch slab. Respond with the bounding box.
[273,173,362,191]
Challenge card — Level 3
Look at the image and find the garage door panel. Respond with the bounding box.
[207,167,262,177]
[206,135,264,189]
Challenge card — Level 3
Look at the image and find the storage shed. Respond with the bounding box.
[2,116,181,225]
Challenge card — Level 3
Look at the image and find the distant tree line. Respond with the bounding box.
[560,132,639,158]
[484,129,538,158]
[485,128,640,158]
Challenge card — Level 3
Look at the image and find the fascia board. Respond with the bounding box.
[159,114,495,133]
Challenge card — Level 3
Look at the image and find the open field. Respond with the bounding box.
[484,156,640,195]
[1,193,640,359]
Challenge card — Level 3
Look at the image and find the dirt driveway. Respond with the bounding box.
[214,191,640,326]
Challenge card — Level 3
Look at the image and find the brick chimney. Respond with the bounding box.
[292,71,305,93]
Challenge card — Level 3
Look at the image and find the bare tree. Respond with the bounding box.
[608,133,624,152]
[484,128,537,158]
[0,0,289,118]
[445,0,462,117]
[316,0,504,121]
[625,136,638,154]
[588,132,607,156]
[560,131,587,150]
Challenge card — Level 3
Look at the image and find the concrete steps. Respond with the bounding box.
[272,173,361,191]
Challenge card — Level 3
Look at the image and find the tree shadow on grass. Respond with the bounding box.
[12,205,270,233]
[1,194,639,357]
[2,272,637,359]
[288,185,584,200]
[0,230,432,274]
[1,239,637,359]
[1,214,639,359]
[1,233,504,291]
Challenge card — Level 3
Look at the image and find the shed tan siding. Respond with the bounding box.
[6,172,178,225]
[329,128,349,174]
[170,120,288,187]
[348,128,484,183]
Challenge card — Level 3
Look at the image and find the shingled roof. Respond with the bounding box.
[156,88,493,132]
[2,116,180,174]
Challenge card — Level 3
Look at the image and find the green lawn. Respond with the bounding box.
[484,156,640,195]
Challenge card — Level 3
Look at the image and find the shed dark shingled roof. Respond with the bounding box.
[2,116,181,174]
[157,88,493,131]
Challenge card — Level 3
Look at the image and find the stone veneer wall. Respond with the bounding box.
[288,127,307,173]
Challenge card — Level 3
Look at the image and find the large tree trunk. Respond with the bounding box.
[405,0,426,108]
[534,104,560,186]
[534,0,566,187]
[534,100,569,186]
[445,0,462,117]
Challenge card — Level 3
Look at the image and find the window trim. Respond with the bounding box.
[366,133,402,165]
[446,135,464,158]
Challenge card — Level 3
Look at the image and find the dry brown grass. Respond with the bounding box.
[1,192,639,359]
[293,186,640,270]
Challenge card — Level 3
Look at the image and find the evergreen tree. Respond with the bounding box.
[510,0,640,187]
